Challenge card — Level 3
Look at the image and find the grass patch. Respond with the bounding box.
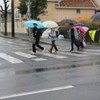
[64,38,70,41]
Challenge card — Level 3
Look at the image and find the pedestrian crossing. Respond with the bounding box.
[0,49,100,64]
[14,52,37,58]
[0,53,24,64]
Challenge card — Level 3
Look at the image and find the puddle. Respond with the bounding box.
[16,60,100,75]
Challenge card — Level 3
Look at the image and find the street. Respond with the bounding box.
[0,37,100,100]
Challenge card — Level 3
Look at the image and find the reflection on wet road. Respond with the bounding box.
[16,59,100,75]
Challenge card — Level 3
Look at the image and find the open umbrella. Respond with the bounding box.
[75,26,86,34]
[60,18,77,24]
[42,21,58,28]
[41,29,51,38]
[75,23,85,27]
[82,26,89,33]
[24,20,44,29]
[91,12,100,21]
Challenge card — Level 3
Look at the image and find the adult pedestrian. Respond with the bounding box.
[48,27,58,53]
[31,23,45,54]
[68,23,79,52]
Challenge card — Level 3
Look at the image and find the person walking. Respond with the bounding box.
[31,23,45,54]
[68,23,79,52]
[48,27,58,53]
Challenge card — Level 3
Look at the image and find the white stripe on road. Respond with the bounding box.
[13,48,29,50]
[7,42,13,44]
[32,58,47,61]
[85,49,100,52]
[0,53,24,64]
[78,51,100,55]
[0,85,74,100]
[58,51,87,57]
[43,53,68,59]
[19,44,28,46]
[14,52,37,58]
[37,52,68,59]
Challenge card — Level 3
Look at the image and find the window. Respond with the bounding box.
[15,10,20,19]
[76,9,80,14]
[43,11,48,15]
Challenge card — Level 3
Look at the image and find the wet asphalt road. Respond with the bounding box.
[0,37,100,100]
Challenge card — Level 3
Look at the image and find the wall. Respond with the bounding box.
[54,8,95,21]
[94,0,100,9]
[0,21,27,34]
[39,3,95,22]
[14,0,20,8]
[38,2,56,22]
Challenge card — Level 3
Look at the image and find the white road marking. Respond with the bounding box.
[7,42,13,43]
[78,51,100,55]
[32,58,47,61]
[58,51,87,57]
[0,85,74,99]
[19,44,27,46]
[14,52,37,58]
[37,52,68,59]
[85,49,100,52]
[14,46,19,48]
[13,48,29,50]
[0,53,24,64]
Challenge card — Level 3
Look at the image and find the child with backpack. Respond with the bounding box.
[48,27,58,53]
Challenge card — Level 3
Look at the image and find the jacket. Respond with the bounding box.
[68,28,78,39]
[49,30,57,41]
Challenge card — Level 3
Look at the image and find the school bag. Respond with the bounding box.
[55,31,59,38]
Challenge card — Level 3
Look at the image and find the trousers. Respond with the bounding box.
[32,37,44,52]
[50,40,58,51]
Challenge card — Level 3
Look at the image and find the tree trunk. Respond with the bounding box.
[4,15,7,35]
[4,10,7,35]
[34,0,38,20]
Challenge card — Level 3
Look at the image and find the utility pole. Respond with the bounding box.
[11,0,15,37]
[26,0,32,20]
[26,0,32,36]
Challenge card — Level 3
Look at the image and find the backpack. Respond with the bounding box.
[55,31,59,38]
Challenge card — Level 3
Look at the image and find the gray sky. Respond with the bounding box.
[0,0,11,9]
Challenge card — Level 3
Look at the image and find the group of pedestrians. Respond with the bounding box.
[68,23,85,52]
[30,23,85,54]
[31,23,58,54]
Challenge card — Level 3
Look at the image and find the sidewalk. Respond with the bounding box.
[0,33,71,48]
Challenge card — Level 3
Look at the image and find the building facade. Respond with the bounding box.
[0,0,99,22]
[13,0,99,22]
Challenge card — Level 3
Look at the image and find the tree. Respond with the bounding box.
[18,0,47,20]
[0,0,9,35]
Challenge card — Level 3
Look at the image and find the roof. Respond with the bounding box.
[57,0,98,8]
[47,0,59,1]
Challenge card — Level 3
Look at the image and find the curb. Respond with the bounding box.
[0,35,51,45]
[21,38,51,45]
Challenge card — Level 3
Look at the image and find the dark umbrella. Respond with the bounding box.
[91,12,100,21]
[60,18,77,24]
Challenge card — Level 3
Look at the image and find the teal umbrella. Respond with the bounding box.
[24,20,44,29]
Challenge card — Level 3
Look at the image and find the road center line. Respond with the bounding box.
[0,85,74,99]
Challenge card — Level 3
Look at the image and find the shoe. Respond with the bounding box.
[55,50,58,52]
[70,49,74,52]
[48,50,52,53]
[31,51,36,54]
[42,48,45,53]
[77,47,79,51]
